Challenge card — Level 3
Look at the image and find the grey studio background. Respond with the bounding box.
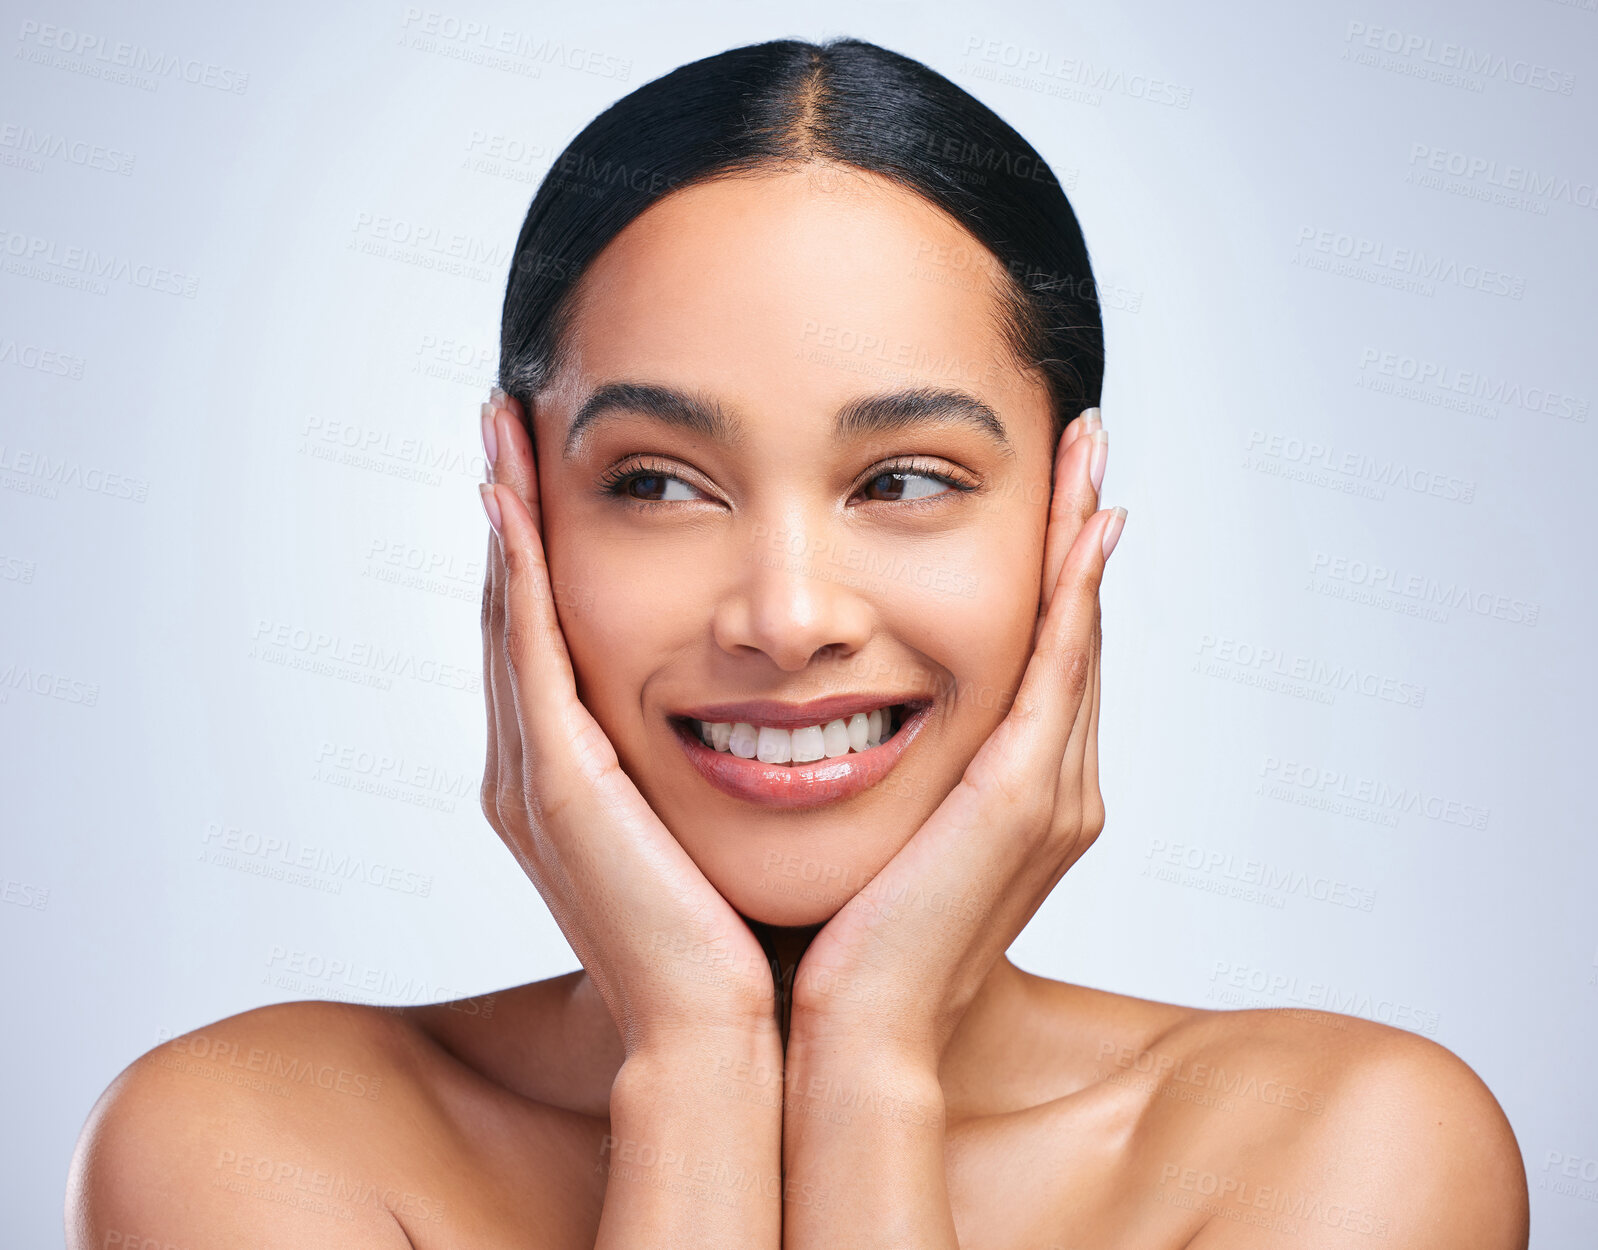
[2,0,1595,1245]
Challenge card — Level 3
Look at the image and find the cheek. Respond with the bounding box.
[873,518,1043,713]
[543,526,669,728]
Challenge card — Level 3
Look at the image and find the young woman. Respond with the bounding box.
[68,37,1528,1249]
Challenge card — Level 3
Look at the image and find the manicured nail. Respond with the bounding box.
[1088,428,1108,494]
[490,384,508,406]
[1101,506,1127,560]
[1080,407,1101,431]
[480,402,499,482]
[479,482,502,536]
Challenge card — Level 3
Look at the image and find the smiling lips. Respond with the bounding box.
[670,695,930,808]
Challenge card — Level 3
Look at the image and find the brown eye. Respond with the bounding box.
[627,474,673,500]
[603,469,707,502]
[860,470,955,503]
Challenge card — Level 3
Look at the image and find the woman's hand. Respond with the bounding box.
[788,408,1122,1067]
[477,386,778,1055]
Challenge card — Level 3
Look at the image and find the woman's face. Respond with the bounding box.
[530,164,1057,926]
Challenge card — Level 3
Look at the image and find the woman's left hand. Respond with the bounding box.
[788,408,1124,1069]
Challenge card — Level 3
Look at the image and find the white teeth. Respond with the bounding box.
[729,722,758,758]
[756,726,792,764]
[791,725,826,763]
[692,706,906,763]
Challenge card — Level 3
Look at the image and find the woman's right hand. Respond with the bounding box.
[476,387,777,1056]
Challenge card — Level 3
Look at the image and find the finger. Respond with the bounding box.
[1080,604,1103,832]
[1039,410,1104,623]
[488,471,589,760]
[481,526,502,820]
[491,392,539,526]
[489,523,527,831]
[1001,505,1121,782]
[1062,573,1102,792]
[1060,406,1097,452]
[1055,596,1101,844]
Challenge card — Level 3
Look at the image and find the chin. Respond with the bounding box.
[669,810,918,930]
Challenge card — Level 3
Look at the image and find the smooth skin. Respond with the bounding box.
[67,165,1529,1249]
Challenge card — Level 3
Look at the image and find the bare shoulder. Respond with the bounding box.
[66,1000,426,1247]
[67,990,606,1249]
[1124,1004,1530,1248]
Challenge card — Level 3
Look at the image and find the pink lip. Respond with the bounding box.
[670,704,931,809]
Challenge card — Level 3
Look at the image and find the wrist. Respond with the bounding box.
[782,1035,946,1135]
[786,1003,942,1076]
[614,1020,784,1100]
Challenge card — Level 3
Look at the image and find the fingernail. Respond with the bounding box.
[490,384,508,406]
[480,402,498,483]
[1101,506,1127,560]
[1088,428,1108,494]
[479,482,502,536]
[1080,406,1101,431]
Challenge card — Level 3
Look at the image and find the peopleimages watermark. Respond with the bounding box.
[1098,1042,1327,1115]
[201,821,434,897]
[1194,633,1426,709]
[1342,20,1576,94]
[1142,839,1378,912]
[1257,755,1490,832]
[1206,960,1441,1035]
[1406,142,1598,215]
[1244,428,1476,504]
[1541,1150,1598,1203]
[398,8,632,81]
[298,414,485,487]
[1309,552,1540,627]
[746,522,979,600]
[0,335,87,379]
[1293,226,1526,300]
[960,36,1194,108]
[0,121,136,175]
[0,442,149,502]
[14,20,250,93]
[1156,1162,1390,1238]
[212,1148,446,1224]
[0,658,100,707]
[248,617,480,695]
[262,947,494,1017]
[1355,347,1589,423]
[0,227,199,297]
[153,1029,384,1100]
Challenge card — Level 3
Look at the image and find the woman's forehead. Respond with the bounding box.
[565,166,1009,358]
[555,168,1028,405]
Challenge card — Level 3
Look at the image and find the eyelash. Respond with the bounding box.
[595,457,704,504]
[595,456,978,508]
[853,457,978,508]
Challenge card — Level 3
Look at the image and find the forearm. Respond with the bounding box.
[781,1032,956,1249]
[596,1026,785,1250]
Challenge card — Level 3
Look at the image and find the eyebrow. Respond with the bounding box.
[562,380,1013,460]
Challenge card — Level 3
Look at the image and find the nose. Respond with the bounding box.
[711,518,875,671]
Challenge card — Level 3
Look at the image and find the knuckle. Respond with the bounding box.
[501,624,530,675]
[479,778,503,829]
[480,583,500,634]
[1058,643,1093,699]
[492,781,523,831]
[968,757,1052,834]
